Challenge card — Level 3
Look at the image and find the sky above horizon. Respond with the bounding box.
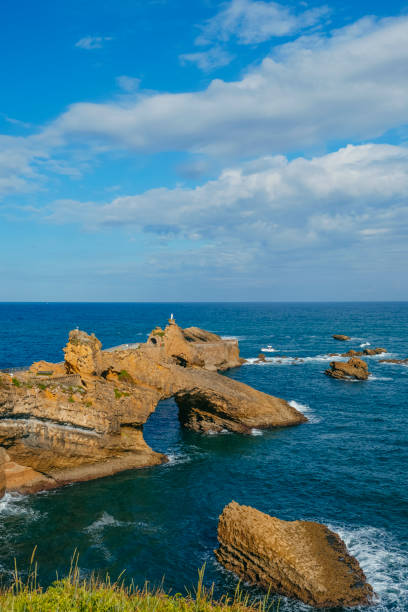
[1,0,408,301]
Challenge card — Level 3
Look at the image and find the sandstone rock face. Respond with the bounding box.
[0,320,306,493]
[64,330,103,376]
[332,334,350,341]
[325,357,369,380]
[215,502,374,609]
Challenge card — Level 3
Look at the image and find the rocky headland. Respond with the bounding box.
[0,319,306,497]
[215,501,374,608]
[325,357,370,380]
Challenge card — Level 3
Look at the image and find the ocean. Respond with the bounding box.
[0,302,407,611]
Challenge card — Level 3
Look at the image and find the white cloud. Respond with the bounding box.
[116,75,141,92]
[75,36,112,50]
[47,144,408,254]
[45,16,408,159]
[179,46,234,71]
[3,15,408,201]
[195,0,328,46]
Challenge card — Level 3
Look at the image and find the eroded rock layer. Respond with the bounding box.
[0,319,306,493]
[215,502,374,609]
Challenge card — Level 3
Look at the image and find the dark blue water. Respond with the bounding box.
[0,303,407,611]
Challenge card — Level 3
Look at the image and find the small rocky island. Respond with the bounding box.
[0,319,306,497]
[215,502,374,608]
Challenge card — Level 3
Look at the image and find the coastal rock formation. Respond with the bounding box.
[325,357,369,380]
[215,502,374,608]
[0,320,306,493]
[175,375,306,434]
[363,347,386,355]
[379,357,408,364]
[332,334,350,341]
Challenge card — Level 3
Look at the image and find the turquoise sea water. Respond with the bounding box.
[0,302,407,611]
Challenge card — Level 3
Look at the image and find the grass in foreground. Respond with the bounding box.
[0,554,278,612]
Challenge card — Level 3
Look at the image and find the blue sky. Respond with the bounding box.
[1,0,408,301]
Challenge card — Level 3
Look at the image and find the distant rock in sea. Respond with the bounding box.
[325,357,369,380]
[215,501,374,609]
[332,334,350,341]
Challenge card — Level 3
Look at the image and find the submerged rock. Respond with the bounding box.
[332,334,350,341]
[325,357,369,380]
[379,357,408,364]
[215,502,374,609]
[0,320,306,494]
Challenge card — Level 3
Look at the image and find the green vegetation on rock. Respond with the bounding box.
[0,559,275,612]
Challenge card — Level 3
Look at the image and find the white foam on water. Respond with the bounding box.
[329,523,408,611]
[360,342,371,347]
[164,452,192,466]
[84,511,126,533]
[221,335,245,340]
[250,428,263,436]
[0,492,41,520]
[244,354,347,366]
[289,401,321,424]
[368,375,393,382]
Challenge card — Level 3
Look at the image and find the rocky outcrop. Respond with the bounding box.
[64,330,103,376]
[175,373,306,434]
[0,319,306,494]
[363,347,386,355]
[325,357,369,380]
[332,334,350,341]
[215,502,374,609]
[379,357,408,364]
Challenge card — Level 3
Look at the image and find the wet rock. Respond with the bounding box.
[379,357,408,364]
[332,334,350,341]
[341,349,363,357]
[325,357,369,380]
[215,501,374,609]
[256,353,266,362]
[363,347,387,355]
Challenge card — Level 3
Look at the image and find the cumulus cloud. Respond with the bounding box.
[3,15,408,200]
[75,36,112,50]
[47,143,408,247]
[42,143,408,298]
[45,16,408,159]
[195,0,328,46]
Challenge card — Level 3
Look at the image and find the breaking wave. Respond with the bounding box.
[289,400,321,424]
[330,523,408,611]
[0,493,41,520]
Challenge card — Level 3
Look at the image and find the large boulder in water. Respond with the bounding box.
[363,347,386,355]
[325,357,369,380]
[332,334,350,341]
[215,502,374,609]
